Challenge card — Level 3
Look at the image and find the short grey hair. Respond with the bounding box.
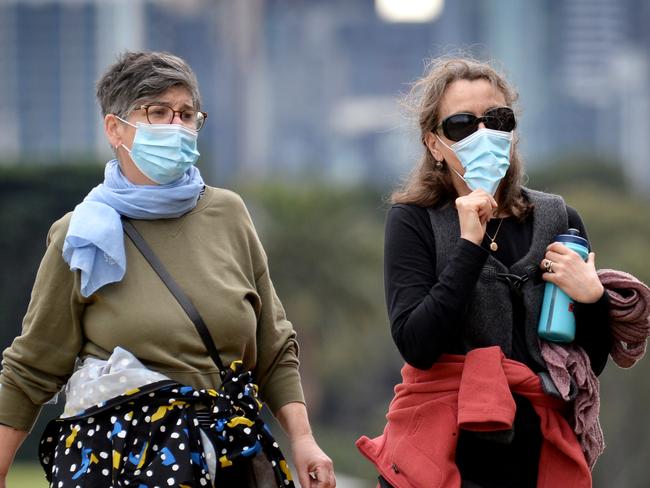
[96,51,202,118]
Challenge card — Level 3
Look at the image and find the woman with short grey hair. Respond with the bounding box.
[0,50,335,488]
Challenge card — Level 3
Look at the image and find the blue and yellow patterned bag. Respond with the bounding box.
[39,360,294,487]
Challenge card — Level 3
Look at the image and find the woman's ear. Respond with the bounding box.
[424,132,444,162]
[104,114,122,149]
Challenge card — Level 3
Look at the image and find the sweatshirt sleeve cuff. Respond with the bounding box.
[260,363,305,415]
[0,382,41,432]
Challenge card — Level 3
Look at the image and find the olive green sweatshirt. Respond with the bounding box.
[0,186,304,431]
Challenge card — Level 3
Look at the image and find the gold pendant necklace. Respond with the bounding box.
[485,218,504,251]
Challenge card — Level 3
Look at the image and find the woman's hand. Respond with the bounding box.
[455,189,499,245]
[275,402,335,487]
[540,243,604,303]
[290,433,335,487]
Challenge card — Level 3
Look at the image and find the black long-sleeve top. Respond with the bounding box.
[384,203,611,373]
[383,203,612,488]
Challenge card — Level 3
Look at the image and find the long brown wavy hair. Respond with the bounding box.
[392,57,532,219]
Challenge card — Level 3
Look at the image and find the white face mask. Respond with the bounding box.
[437,128,512,195]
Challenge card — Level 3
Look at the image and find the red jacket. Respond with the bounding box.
[356,346,591,488]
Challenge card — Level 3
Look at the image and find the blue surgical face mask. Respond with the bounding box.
[437,128,512,195]
[118,118,200,185]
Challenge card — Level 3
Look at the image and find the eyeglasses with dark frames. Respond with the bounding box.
[137,104,208,131]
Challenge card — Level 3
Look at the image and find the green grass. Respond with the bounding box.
[6,463,48,488]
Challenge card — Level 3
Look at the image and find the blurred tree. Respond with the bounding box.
[527,153,627,192]
[236,181,402,477]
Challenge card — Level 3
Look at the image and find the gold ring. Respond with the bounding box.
[543,259,554,273]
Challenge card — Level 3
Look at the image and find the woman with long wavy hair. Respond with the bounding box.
[358,57,611,488]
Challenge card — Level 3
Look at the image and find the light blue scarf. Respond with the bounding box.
[62,160,204,297]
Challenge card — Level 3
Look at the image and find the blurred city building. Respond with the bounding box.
[0,0,648,193]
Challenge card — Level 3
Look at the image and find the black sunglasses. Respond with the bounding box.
[436,106,517,142]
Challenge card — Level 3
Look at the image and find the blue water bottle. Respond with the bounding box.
[537,229,590,343]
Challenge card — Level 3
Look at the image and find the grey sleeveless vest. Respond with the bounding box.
[427,188,568,371]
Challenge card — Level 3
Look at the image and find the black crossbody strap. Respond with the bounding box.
[122,218,226,375]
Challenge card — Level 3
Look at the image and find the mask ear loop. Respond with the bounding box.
[435,134,468,184]
[116,115,137,129]
[114,115,136,154]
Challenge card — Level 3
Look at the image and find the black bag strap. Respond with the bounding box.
[122,218,226,375]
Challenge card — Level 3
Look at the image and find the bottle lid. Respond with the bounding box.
[554,228,590,250]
